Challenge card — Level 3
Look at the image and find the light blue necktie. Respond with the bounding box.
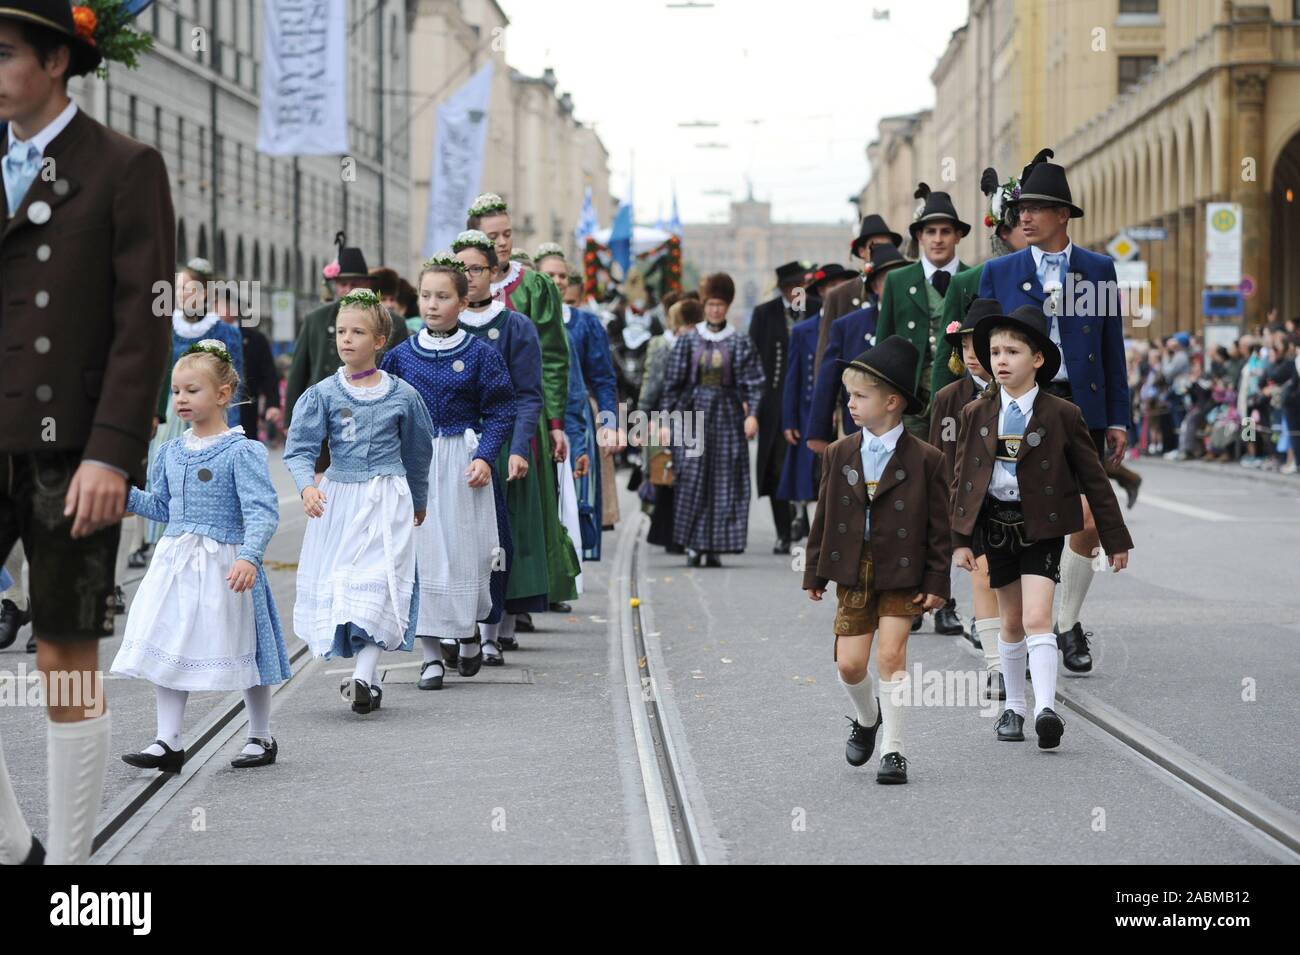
[862,437,891,539]
[3,139,41,217]
[1000,400,1026,478]
[1037,251,1066,290]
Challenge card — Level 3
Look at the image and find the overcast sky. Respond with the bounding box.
[497,0,969,227]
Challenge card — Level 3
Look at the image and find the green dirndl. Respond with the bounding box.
[501,419,580,608]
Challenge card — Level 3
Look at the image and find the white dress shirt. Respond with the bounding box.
[988,384,1038,502]
[920,254,960,285]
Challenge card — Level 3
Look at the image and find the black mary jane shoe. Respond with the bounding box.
[1056,622,1094,673]
[984,670,1006,702]
[704,553,723,568]
[122,740,184,773]
[498,635,519,651]
[457,641,484,677]
[1035,708,1065,750]
[230,737,277,769]
[482,640,505,667]
[514,613,536,633]
[550,601,572,613]
[340,678,375,715]
[418,661,445,691]
[686,550,702,567]
[0,598,32,650]
[845,707,881,767]
[876,751,908,785]
[995,709,1025,742]
[440,639,460,668]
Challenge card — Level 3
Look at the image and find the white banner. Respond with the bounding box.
[1205,202,1242,287]
[423,61,495,258]
[257,0,349,156]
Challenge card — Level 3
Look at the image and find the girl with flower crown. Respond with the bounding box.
[285,288,434,715]
[379,254,516,689]
[112,339,291,771]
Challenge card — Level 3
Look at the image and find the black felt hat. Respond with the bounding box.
[774,261,807,287]
[863,242,910,282]
[836,335,924,415]
[945,297,1002,347]
[807,263,856,294]
[850,213,903,257]
[330,231,370,279]
[0,1,102,76]
[908,183,971,237]
[972,304,1062,384]
[1013,160,1084,218]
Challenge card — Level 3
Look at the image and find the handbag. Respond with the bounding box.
[648,450,674,487]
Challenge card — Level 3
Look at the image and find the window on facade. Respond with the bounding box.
[1118,0,1158,12]
[1118,55,1158,94]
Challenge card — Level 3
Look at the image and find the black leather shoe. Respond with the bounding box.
[550,602,571,613]
[876,752,908,784]
[772,538,791,555]
[0,599,30,650]
[934,600,964,635]
[340,678,375,715]
[440,639,459,667]
[1123,474,1141,509]
[230,737,277,768]
[985,671,1006,701]
[418,661,444,690]
[704,553,722,568]
[910,614,923,632]
[20,835,44,865]
[665,543,686,555]
[791,514,809,541]
[482,641,505,667]
[122,740,184,772]
[112,585,126,614]
[457,642,483,677]
[1057,622,1093,672]
[845,707,881,767]
[498,636,519,651]
[370,685,383,711]
[1035,708,1065,749]
[995,709,1025,741]
[686,550,702,567]
[514,613,536,633]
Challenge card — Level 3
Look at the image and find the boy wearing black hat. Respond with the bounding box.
[929,299,1003,698]
[803,336,952,784]
[949,306,1133,750]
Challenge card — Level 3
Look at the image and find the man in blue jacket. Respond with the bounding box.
[977,155,1130,674]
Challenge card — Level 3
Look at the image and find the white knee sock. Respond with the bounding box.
[975,618,1002,672]
[47,711,111,865]
[421,637,443,665]
[149,685,188,754]
[0,732,33,864]
[499,613,517,641]
[1055,545,1096,632]
[478,622,499,642]
[460,637,482,659]
[998,639,1028,717]
[241,684,273,756]
[353,643,382,686]
[838,672,878,726]
[877,675,909,757]
[1026,633,1059,716]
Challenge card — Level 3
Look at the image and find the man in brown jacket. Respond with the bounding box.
[950,305,1131,752]
[803,336,951,785]
[0,2,173,864]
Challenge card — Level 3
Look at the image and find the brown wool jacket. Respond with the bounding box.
[927,374,983,488]
[803,428,952,598]
[0,110,175,484]
[948,386,1135,555]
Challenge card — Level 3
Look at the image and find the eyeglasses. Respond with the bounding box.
[1016,202,1063,215]
[463,265,490,276]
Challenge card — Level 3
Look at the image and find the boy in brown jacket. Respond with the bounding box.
[803,336,952,784]
[950,305,1132,750]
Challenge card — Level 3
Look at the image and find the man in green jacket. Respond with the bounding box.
[873,184,972,438]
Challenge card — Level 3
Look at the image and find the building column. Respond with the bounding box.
[1232,70,1270,329]
[1178,205,1196,334]
[1157,212,1179,341]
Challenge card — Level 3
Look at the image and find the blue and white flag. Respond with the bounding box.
[575,186,599,245]
[258,0,349,155]
[423,61,495,258]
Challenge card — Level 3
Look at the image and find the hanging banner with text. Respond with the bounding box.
[423,61,496,258]
[1204,202,1242,287]
[257,0,349,156]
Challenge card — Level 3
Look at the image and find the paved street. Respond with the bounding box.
[4,448,1294,864]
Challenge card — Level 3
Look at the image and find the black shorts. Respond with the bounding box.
[0,450,121,640]
[975,497,1064,589]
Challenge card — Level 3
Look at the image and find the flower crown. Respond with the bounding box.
[468,193,508,218]
[338,288,382,307]
[74,2,155,77]
[422,252,467,273]
[509,251,533,264]
[181,339,232,364]
[452,229,493,254]
[534,242,565,262]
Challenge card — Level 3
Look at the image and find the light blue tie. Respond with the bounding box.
[863,437,891,539]
[1037,251,1066,290]
[3,139,40,217]
[1000,400,1026,477]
